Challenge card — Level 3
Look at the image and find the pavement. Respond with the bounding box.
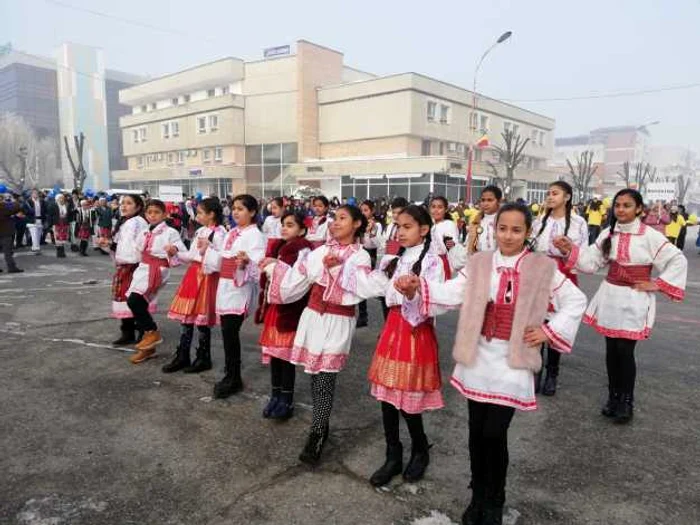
[1,236,699,525]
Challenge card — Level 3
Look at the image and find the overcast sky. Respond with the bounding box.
[3,0,700,152]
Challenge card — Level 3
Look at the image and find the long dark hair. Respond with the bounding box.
[233,194,259,222]
[384,205,433,279]
[280,211,307,236]
[495,202,534,252]
[430,196,451,221]
[601,189,644,258]
[199,197,223,226]
[482,185,503,201]
[536,181,573,239]
[112,194,145,238]
[335,204,367,240]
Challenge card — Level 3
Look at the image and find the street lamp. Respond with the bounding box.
[466,31,512,203]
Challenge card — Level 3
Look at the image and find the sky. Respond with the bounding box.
[2,0,700,153]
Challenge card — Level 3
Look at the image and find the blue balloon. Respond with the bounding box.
[347,197,356,206]
[0,184,6,194]
[195,192,203,202]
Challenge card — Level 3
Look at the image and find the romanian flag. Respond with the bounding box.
[476,134,490,148]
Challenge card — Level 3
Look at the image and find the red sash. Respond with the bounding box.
[480,301,515,341]
[220,257,239,279]
[307,284,355,317]
[142,252,169,298]
[606,261,652,287]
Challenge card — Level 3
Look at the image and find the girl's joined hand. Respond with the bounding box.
[196,237,209,251]
[552,236,573,255]
[258,257,277,270]
[523,326,550,347]
[394,274,420,299]
[445,239,456,250]
[235,251,249,269]
[323,254,341,268]
[165,244,178,257]
[633,281,659,292]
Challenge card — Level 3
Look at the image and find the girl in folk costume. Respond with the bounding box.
[262,197,285,241]
[530,181,588,396]
[125,199,187,364]
[256,212,313,420]
[75,200,96,257]
[356,200,383,328]
[306,196,332,247]
[337,205,445,487]
[398,203,587,525]
[554,189,687,424]
[101,195,148,346]
[50,194,71,258]
[163,198,227,374]
[203,194,266,399]
[429,196,460,278]
[260,205,370,465]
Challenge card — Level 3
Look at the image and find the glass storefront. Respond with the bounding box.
[245,142,298,198]
[527,181,549,204]
[127,178,235,199]
[341,174,487,203]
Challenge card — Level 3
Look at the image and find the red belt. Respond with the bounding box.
[307,284,355,317]
[142,253,169,298]
[606,261,652,287]
[552,256,578,286]
[220,257,239,279]
[480,301,515,341]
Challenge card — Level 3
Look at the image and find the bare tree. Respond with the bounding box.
[566,150,598,202]
[0,113,37,192]
[492,129,530,199]
[617,161,657,195]
[485,160,503,188]
[64,132,87,191]
[27,137,59,188]
[677,175,692,204]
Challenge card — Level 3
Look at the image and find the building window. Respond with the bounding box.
[504,121,511,132]
[480,115,489,133]
[150,103,157,111]
[203,149,211,163]
[171,121,179,137]
[141,105,147,113]
[427,101,437,122]
[209,114,219,132]
[197,117,207,134]
[447,141,457,153]
[421,140,431,156]
[171,97,179,106]
[469,112,478,131]
[215,147,223,162]
[162,123,170,139]
[207,88,215,98]
[139,127,147,142]
[222,86,230,95]
[177,151,185,164]
[531,129,538,144]
[457,143,467,156]
[167,152,174,165]
[133,129,139,143]
[137,156,144,168]
[539,131,546,146]
[183,94,190,103]
[440,104,450,124]
[439,142,445,155]
[512,124,520,136]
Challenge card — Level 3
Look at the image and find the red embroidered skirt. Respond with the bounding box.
[54,223,69,242]
[99,227,112,239]
[167,262,219,326]
[259,304,297,364]
[78,224,91,240]
[112,264,138,302]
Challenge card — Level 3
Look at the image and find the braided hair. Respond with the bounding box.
[536,180,573,241]
[335,204,368,240]
[384,205,433,279]
[601,189,643,259]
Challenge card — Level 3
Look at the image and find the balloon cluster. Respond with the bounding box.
[0,184,7,194]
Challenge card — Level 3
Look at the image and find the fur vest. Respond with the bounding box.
[452,251,555,372]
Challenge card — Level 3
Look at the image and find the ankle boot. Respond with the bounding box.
[403,436,431,482]
[369,442,403,487]
[299,425,329,465]
[481,506,504,525]
[183,330,212,373]
[461,484,486,525]
[56,245,66,258]
[601,387,619,417]
[112,320,136,345]
[542,365,558,396]
[79,240,89,256]
[614,393,634,424]
[269,391,294,420]
[263,387,281,418]
[162,334,191,374]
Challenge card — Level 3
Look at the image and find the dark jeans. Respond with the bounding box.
[126,293,157,332]
[588,225,601,245]
[0,235,19,271]
[468,400,516,508]
[15,224,27,247]
[605,337,637,396]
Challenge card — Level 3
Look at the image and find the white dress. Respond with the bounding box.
[177,225,227,267]
[265,242,371,374]
[361,221,384,253]
[430,220,460,256]
[111,215,149,318]
[475,213,497,253]
[126,221,187,308]
[262,215,282,240]
[414,249,587,411]
[567,218,687,340]
[531,213,588,259]
[204,225,266,316]
[306,215,332,244]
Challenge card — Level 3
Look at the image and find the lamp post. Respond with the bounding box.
[466,31,512,203]
[17,146,28,191]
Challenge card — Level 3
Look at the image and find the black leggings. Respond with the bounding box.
[381,401,427,448]
[270,357,296,393]
[311,372,337,435]
[468,400,515,506]
[180,323,211,349]
[220,314,244,374]
[127,293,157,332]
[605,337,637,395]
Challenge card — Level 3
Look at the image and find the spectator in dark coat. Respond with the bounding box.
[1,195,24,272]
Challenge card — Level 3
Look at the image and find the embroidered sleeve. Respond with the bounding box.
[566,229,607,273]
[323,249,373,305]
[447,242,467,272]
[266,249,314,304]
[400,254,446,326]
[650,233,687,302]
[543,271,587,353]
[407,266,467,319]
[336,251,386,299]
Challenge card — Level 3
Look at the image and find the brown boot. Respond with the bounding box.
[129,347,157,364]
[135,330,163,351]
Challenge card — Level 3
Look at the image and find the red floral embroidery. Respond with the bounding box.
[616,233,632,263]
[654,278,684,302]
[583,314,651,340]
[450,377,537,411]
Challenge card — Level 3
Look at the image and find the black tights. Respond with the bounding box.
[381,401,427,448]
[180,324,211,350]
[220,314,244,375]
[127,293,156,332]
[311,372,337,435]
[605,337,637,395]
[270,357,296,394]
[468,400,515,507]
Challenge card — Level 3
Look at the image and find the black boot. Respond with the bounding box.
[213,340,243,398]
[356,300,368,328]
[112,319,136,345]
[269,391,294,420]
[542,365,558,396]
[162,334,191,374]
[403,436,431,482]
[263,387,281,418]
[601,387,619,417]
[461,484,486,525]
[183,329,212,373]
[299,425,329,465]
[614,393,634,424]
[369,442,403,487]
[56,246,66,258]
[482,506,504,525]
[70,243,79,252]
[79,240,89,256]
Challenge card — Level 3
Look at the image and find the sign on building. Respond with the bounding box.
[159,185,183,202]
[264,45,291,58]
[645,182,676,202]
